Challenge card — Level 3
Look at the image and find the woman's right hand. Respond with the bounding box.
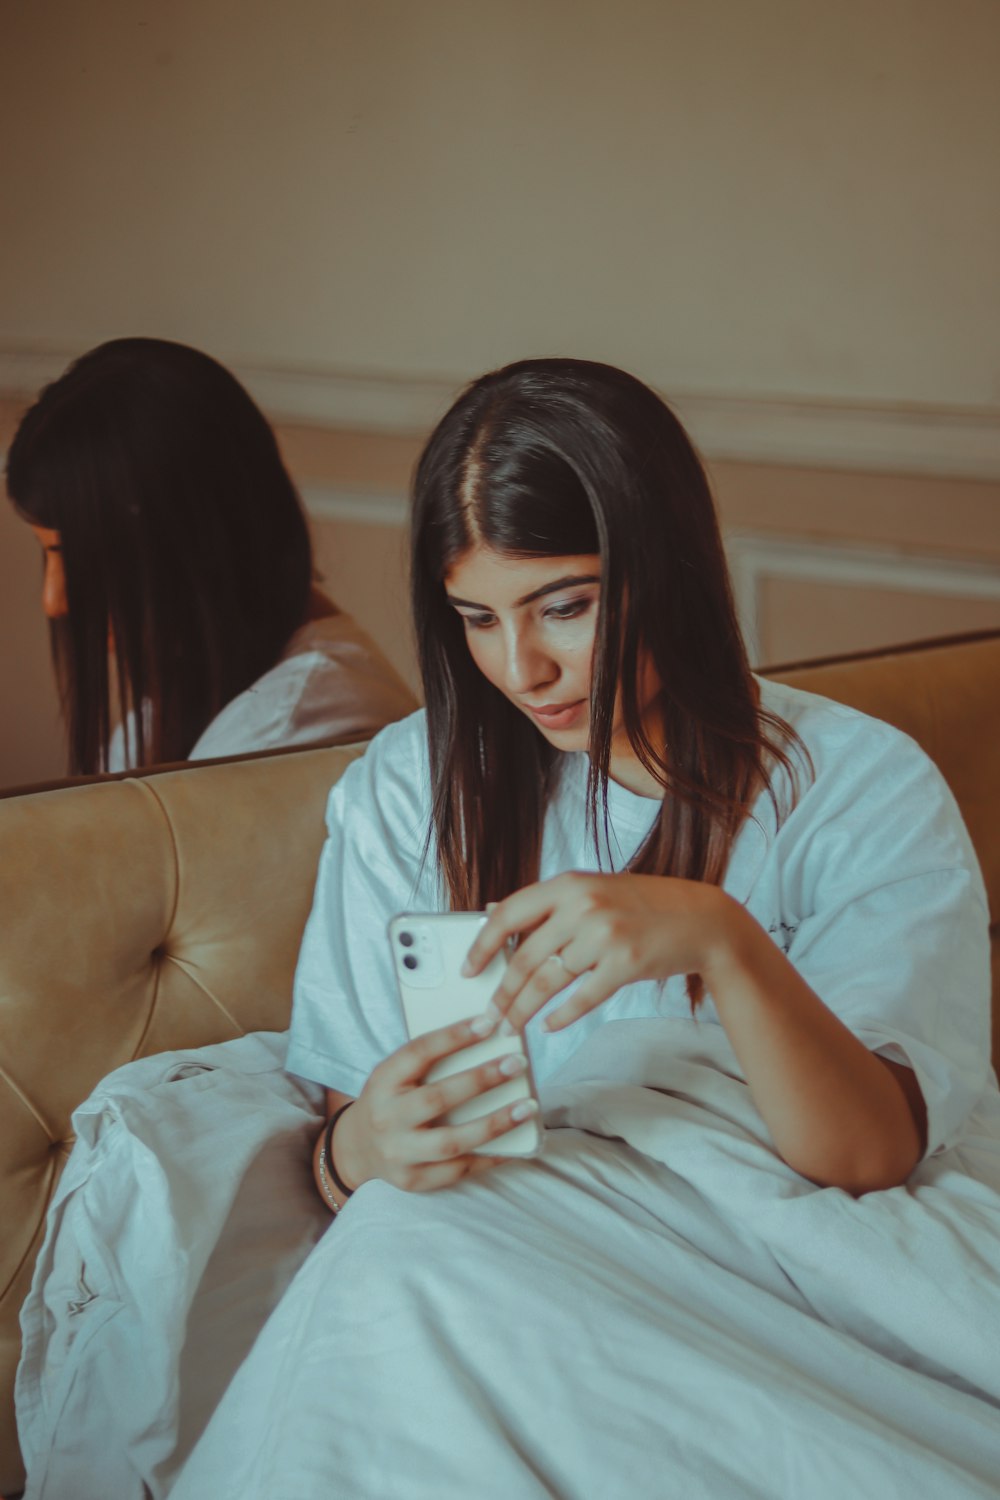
[332,1017,539,1193]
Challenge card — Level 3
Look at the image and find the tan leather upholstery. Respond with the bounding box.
[0,632,997,1494]
[0,743,365,1494]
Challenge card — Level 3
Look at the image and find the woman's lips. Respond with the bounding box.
[524,699,586,730]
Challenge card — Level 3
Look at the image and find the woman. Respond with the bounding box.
[173,359,999,1497]
[5,337,415,773]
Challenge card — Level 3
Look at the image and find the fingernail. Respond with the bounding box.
[498,1053,527,1076]
[498,1017,515,1038]
[460,958,474,977]
[470,1013,495,1036]
[511,1099,539,1121]
[486,901,497,911]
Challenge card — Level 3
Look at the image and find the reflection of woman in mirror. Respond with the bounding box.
[5,337,415,773]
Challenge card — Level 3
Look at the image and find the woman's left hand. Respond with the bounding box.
[462,872,739,1034]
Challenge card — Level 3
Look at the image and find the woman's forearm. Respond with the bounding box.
[702,897,925,1194]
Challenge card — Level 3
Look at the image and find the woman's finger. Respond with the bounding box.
[461,879,569,976]
[403,1153,508,1193]
[486,918,583,1016]
[380,1014,496,1091]
[404,1095,541,1164]
[464,1154,510,1175]
[540,966,619,1032]
[399,1049,530,1128]
[401,1157,482,1193]
[493,924,600,1030]
[493,952,581,1033]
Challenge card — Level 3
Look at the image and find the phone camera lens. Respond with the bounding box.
[398,931,414,947]
[403,954,418,971]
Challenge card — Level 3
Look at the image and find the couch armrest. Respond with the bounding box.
[0,740,363,1496]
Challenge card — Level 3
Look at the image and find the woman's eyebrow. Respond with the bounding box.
[446,574,600,611]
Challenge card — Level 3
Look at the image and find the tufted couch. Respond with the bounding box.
[1,630,998,1496]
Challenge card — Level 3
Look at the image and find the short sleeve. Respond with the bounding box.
[190,645,416,761]
[285,713,441,1094]
[105,721,128,773]
[777,718,991,1156]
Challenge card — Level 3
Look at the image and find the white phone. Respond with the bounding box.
[387,911,544,1158]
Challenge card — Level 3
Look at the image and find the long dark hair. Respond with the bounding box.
[6,337,313,772]
[411,358,808,1006]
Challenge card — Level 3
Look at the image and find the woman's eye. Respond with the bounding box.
[459,613,495,631]
[544,598,592,623]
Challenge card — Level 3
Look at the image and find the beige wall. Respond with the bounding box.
[2,1,998,788]
[0,486,64,787]
[1,0,998,406]
[755,576,1000,664]
[312,516,415,692]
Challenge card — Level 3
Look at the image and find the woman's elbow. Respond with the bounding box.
[785,1133,923,1197]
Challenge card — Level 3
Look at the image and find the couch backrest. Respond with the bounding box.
[773,631,999,1066]
[0,631,997,1493]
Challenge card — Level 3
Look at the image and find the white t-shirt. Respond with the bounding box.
[286,678,992,1157]
[106,613,416,770]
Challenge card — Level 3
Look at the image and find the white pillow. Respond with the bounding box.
[17,1032,328,1499]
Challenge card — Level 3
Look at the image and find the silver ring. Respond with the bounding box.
[548,952,576,976]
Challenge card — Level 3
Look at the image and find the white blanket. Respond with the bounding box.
[16,1033,327,1499]
[174,1020,1000,1500]
[19,1023,1000,1498]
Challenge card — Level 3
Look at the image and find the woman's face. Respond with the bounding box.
[445,546,662,794]
[28,525,69,619]
[446,546,601,750]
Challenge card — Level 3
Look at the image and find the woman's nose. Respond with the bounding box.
[42,553,69,619]
[503,627,556,696]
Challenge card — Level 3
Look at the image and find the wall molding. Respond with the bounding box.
[296,493,1000,671]
[726,531,1000,661]
[1,342,998,480]
[673,393,1000,482]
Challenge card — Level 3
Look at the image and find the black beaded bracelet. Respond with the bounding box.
[321,1102,357,1200]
